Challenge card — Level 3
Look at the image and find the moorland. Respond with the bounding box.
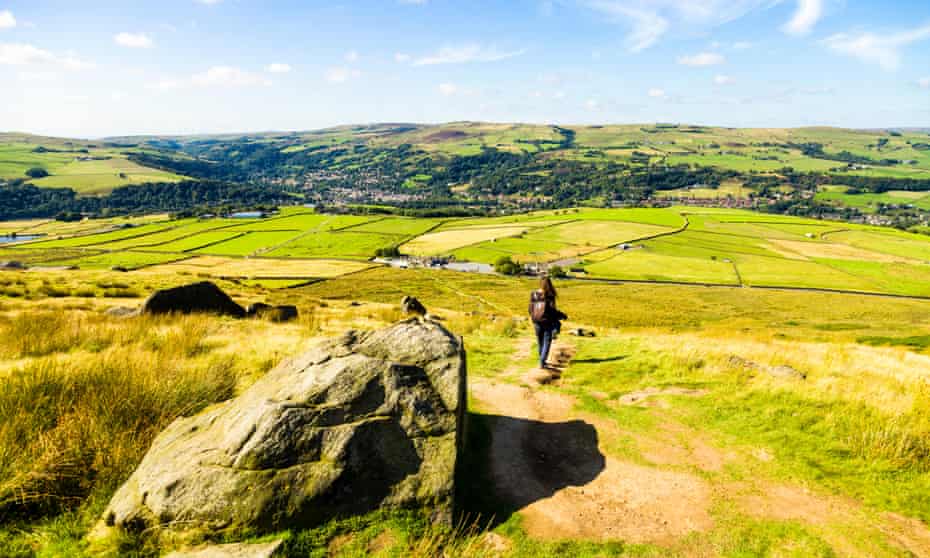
[0,206,929,557]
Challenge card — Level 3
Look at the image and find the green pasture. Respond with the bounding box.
[0,143,185,194]
[266,231,403,259]
[342,217,442,237]
[21,222,178,249]
[46,251,189,270]
[582,249,740,285]
[151,231,246,253]
[197,231,303,256]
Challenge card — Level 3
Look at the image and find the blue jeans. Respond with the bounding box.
[534,323,554,368]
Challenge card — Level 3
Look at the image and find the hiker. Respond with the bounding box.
[529,275,568,369]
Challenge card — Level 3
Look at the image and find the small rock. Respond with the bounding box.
[105,306,139,318]
[0,261,26,270]
[767,364,806,380]
[569,328,596,337]
[111,266,129,273]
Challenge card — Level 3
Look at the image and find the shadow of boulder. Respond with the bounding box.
[457,412,605,526]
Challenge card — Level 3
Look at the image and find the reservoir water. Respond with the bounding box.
[0,235,40,244]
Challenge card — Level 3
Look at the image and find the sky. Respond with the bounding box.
[0,0,928,137]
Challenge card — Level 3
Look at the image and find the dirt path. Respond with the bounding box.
[470,339,930,556]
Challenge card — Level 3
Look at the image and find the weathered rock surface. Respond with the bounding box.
[101,319,467,537]
[0,260,26,270]
[141,281,246,318]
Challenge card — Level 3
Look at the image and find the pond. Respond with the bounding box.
[0,235,41,244]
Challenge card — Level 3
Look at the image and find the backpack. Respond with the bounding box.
[529,290,549,323]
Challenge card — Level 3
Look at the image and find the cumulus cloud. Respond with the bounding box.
[394,52,411,63]
[823,23,930,70]
[782,0,822,36]
[678,52,725,66]
[648,88,667,98]
[325,66,361,83]
[0,43,93,70]
[714,74,735,84]
[919,77,930,89]
[195,0,223,4]
[266,62,292,74]
[438,83,458,96]
[344,50,359,63]
[413,44,526,65]
[114,32,154,49]
[0,10,15,29]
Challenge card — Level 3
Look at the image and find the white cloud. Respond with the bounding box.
[394,52,411,63]
[648,88,667,98]
[114,32,154,49]
[195,0,223,4]
[580,0,777,52]
[325,66,361,83]
[678,52,725,66]
[266,62,292,74]
[0,43,93,70]
[782,0,822,36]
[438,83,458,96]
[733,41,753,50]
[823,24,930,71]
[919,77,930,89]
[413,44,526,65]
[0,10,15,29]
[344,50,359,63]
[585,98,600,110]
[714,74,735,84]
[553,91,566,99]
[583,1,668,52]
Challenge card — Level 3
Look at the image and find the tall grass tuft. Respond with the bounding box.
[0,314,240,520]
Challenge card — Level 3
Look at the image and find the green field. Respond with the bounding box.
[0,142,185,194]
[267,231,403,259]
[197,231,303,256]
[2,207,930,297]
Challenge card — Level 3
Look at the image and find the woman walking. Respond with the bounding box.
[528,275,567,369]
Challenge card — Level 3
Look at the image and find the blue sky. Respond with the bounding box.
[1,0,928,137]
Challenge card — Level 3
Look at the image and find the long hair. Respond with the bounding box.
[540,276,557,301]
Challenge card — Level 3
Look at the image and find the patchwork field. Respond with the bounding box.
[1,207,930,297]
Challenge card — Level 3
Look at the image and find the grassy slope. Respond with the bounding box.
[1,263,927,555]
[0,137,185,194]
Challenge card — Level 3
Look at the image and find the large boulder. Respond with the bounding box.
[101,319,467,537]
[141,281,245,318]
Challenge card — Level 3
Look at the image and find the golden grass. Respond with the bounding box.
[402,227,529,256]
[769,239,917,263]
[141,256,376,279]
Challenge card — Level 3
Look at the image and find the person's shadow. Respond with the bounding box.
[457,412,605,527]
